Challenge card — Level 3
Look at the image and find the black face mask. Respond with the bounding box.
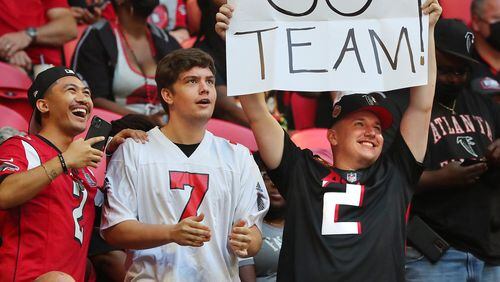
[487,22,500,51]
[131,0,159,19]
[436,82,466,103]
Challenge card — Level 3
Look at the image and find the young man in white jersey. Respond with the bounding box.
[100,48,269,281]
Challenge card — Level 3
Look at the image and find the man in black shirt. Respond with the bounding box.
[402,18,500,282]
[215,1,442,281]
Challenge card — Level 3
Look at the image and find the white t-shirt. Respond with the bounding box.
[101,127,269,282]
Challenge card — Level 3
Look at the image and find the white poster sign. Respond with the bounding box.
[226,0,429,96]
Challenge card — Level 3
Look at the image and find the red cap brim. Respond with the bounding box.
[353,105,393,130]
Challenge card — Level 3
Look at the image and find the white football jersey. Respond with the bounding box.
[101,127,269,282]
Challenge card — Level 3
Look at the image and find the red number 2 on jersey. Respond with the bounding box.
[169,171,209,221]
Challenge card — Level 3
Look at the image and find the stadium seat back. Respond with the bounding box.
[290,93,318,130]
[207,118,258,152]
[0,104,29,131]
[291,128,333,164]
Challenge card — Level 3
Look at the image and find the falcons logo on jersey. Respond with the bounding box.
[0,158,19,172]
[457,136,478,157]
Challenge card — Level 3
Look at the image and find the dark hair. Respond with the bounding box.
[110,114,156,136]
[155,48,216,114]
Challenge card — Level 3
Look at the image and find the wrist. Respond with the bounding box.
[59,153,69,173]
[25,27,37,45]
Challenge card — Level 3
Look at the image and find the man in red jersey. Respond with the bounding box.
[0,66,146,282]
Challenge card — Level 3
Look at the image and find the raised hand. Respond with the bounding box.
[421,0,442,27]
[229,220,252,257]
[215,4,234,40]
[171,213,211,247]
[62,137,105,169]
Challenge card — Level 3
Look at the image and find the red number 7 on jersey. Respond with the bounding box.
[169,171,209,221]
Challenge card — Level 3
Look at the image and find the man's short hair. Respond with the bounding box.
[155,48,216,114]
[471,0,486,16]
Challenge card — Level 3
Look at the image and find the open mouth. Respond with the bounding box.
[70,107,88,119]
[196,99,211,105]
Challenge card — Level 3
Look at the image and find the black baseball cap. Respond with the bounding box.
[331,94,393,130]
[28,66,80,134]
[435,18,480,64]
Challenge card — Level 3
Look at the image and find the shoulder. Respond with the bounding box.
[209,133,255,168]
[2,135,40,149]
[210,133,252,156]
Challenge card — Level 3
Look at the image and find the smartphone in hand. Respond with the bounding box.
[85,116,112,151]
[460,158,486,167]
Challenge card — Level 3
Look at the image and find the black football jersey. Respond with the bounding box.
[269,132,423,282]
[412,89,500,264]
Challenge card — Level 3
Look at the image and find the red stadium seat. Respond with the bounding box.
[291,128,333,164]
[440,0,472,24]
[0,62,32,121]
[64,24,88,67]
[290,92,318,130]
[181,36,197,48]
[0,104,29,131]
[207,118,258,152]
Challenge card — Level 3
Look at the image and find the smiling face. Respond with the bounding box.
[37,76,93,136]
[328,110,384,169]
[161,66,216,123]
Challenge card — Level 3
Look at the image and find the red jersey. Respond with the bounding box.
[0,0,69,65]
[0,135,98,282]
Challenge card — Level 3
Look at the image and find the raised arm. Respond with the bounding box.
[400,0,442,162]
[216,4,284,169]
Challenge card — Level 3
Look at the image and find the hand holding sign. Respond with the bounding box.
[224,0,434,96]
[422,0,442,27]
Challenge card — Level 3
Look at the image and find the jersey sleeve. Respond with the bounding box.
[233,149,269,232]
[100,142,139,232]
[387,131,424,186]
[0,137,30,184]
[267,131,304,199]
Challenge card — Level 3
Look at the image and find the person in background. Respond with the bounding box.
[72,0,180,125]
[195,0,249,126]
[401,19,500,282]
[0,0,77,72]
[239,154,285,282]
[470,0,500,85]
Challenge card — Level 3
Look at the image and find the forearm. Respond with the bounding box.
[240,93,284,169]
[35,8,77,46]
[0,157,63,209]
[102,220,175,250]
[94,98,137,116]
[416,169,451,191]
[400,28,436,162]
[409,28,436,113]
